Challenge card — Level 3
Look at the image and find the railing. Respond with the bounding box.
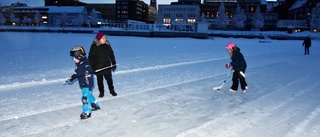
[277,20,308,28]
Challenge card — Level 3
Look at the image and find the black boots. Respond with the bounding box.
[99,90,117,97]
[110,90,117,96]
[98,92,104,98]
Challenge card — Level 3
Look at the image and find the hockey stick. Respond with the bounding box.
[94,64,117,73]
[63,64,117,85]
[213,69,233,91]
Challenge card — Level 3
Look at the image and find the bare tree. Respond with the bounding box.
[9,12,15,25]
[90,8,98,27]
[15,17,20,26]
[311,7,320,31]
[61,11,68,27]
[233,4,246,29]
[252,6,264,30]
[55,18,62,27]
[0,13,5,25]
[200,12,206,22]
[22,16,32,26]
[76,14,84,27]
[22,16,28,26]
[34,10,41,26]
[86,18,91,27]
[72,14,84,27]
[216,2,228,30]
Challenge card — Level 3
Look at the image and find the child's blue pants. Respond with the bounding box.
[81,87,99,114]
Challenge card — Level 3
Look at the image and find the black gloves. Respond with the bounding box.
[111,65,117,72]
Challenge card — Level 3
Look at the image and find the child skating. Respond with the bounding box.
[225,42,248,93]
[65,46,100,120]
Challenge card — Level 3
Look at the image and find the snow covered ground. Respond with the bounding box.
[0,31,320,137]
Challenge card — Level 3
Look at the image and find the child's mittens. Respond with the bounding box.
[65,78,73,85]
[225,63,232,69]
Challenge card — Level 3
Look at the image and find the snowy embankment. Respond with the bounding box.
[0,32,320,137]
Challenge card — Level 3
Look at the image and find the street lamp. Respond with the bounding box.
[294,8,297,32]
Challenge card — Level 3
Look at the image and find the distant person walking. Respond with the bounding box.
[225,42,248,93]
[302,36,311,55]
[89,32,117,97]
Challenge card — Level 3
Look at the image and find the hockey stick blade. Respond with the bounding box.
[213,83,225,90]
[212,69,233,91]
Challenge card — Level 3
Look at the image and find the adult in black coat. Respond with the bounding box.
[302,36,311,55]
[225,42,248,93]
[89,32,117,97]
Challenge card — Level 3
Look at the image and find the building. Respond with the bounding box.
[148,5,157,23]
[287,0,319,30]
[115,0,149,23]
[149,0,158,23]
[310,3,320,31]
[46,6,92,27]
[201,1,238,27]
[45,0,86,6]
[11,6,49,26]
[46,0,116,22]
[237,0,267,13]
[203,1,241,30]
[86,3,116,21]
[6,6,103,27]
[158,0,201,25]
[273,0,297,19]
[177,0,201,4]
[158,4,200,25]
[200,0,279,30]
[150,0,157,10]
[274,0,319,31]
[0,2,48,26]
[45,0,156,24]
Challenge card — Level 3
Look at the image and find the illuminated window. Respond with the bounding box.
[163,19,171,24]
[187,19,195,24]
[175,19,183,22]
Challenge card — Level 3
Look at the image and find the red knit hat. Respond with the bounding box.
[96,32,105,40]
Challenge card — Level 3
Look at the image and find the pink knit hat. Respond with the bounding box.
[96,32,106,40]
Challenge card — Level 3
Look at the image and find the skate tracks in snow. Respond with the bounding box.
[1,52,320,137]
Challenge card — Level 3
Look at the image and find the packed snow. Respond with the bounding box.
[0,31,320,137]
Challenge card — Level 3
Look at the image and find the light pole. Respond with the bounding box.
[294,8,297,32]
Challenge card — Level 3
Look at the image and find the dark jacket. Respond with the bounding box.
[70,56,94,89]
[230,47,247,71]
[88,38,116,75]
[302,37,311,47]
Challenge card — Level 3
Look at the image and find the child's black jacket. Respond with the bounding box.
[71,57,94,89]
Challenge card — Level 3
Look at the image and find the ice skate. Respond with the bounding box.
[229,88,237,92]
[80,112,91,120]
